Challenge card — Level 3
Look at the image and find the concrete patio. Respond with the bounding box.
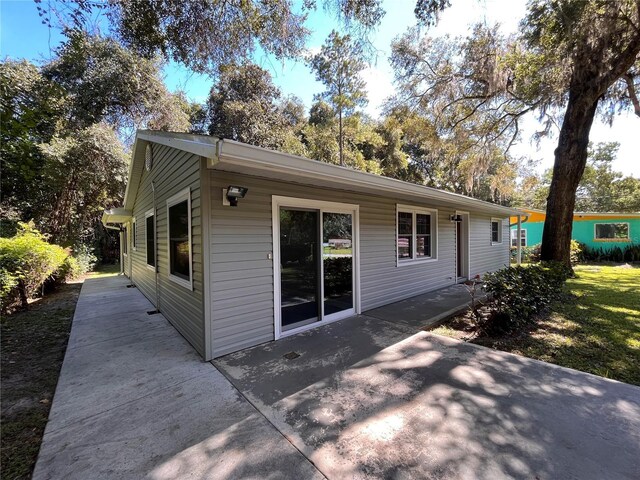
[215,316,640,479]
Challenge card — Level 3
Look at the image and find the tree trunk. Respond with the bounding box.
[338,107,344,166]
[17,279,29,309]
[540,88,599,265]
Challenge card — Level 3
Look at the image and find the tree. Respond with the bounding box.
[0,60,66,220]
[309,31,368,166]
[206,63,305,152]
[38,123,128,244]
[43,31,190,139]
[531,142,640,213]
[1,32,196,249]
[39,0,386,75]
[392,0,640,265]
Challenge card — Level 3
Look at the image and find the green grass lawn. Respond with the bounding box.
[433,264,640,385]
[1,263,120,479]
[323,246,352,255]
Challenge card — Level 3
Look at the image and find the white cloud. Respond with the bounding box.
[360,65,395,118]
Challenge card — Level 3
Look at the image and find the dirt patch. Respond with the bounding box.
[1,280,82,479]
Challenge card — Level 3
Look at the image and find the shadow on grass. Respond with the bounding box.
[466,264,640,386]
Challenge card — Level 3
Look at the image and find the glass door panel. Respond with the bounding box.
[280,208,320,331]
[322,212,353,317]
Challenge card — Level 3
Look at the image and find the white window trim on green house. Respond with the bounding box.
[166,187,193,291]
[594,222,630,242]
[145,209,155,270]
[396,204,438,266]
[491,218,503,245]
[510,227,526,247]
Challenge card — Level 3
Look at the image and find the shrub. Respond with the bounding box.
[569,240,582,265]
[511,241,581,265]
[580,243,640,263]
[72,244,97,276]
[482,262,571,335]
[0,222,68,310]
[510,244,540,263]
[55,255,83,283]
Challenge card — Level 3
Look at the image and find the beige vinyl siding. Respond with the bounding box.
[469,215,510,276]
[128,144,205,356]
[209,171,510,357]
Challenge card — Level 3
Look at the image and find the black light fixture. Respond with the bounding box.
[450,214,463,223]
[226,185,248,206]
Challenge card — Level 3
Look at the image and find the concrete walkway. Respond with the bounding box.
[33,275,322,480]
[216,321,640,479]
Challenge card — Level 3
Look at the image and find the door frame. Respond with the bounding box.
[272,195,361,340]
[455,210,471,281]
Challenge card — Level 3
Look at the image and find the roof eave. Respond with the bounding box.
[213,139,525,217]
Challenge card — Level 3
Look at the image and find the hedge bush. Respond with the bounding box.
[0,223,68,310]
[579,243,640,263]
[482,262,571,335]
[510,240,582,265]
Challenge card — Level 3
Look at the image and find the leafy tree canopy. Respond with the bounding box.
[389,0,640,264]
[206,62,306,152]
[44,30,190,138]
[2,31,195,247]
[531,142,640,213]
[39,0,387,74]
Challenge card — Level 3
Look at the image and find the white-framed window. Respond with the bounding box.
[131,217,137,250]
[510,228,526,247]
[594,222,629,241]
[145,209,155,268]
[166,188,192,289]
[491,218,503,244]
[396,204,437,264]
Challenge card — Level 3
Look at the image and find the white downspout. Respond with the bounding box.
[516,215,522,265]
[119,230,124,274]
[151,180,160,312]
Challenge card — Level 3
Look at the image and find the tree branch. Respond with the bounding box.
[623,72,640,118]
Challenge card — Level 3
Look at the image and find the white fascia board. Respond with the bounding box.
[213,139,524,217]
[136,130,220,160]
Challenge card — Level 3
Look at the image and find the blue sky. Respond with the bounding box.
[2,0,638,177]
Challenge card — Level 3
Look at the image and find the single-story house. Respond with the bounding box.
[509,208,640,250]
[103,131,524,360]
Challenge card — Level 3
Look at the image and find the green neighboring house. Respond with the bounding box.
[510,209,640,251]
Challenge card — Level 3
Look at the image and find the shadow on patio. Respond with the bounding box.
[215,313,640,479]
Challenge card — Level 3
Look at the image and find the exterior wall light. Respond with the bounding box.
[450,214,463,222]
[225,185,248,207]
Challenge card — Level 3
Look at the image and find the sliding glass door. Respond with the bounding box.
[322,212,353,318]
[280,208,320,331]
[276,198,357,336]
